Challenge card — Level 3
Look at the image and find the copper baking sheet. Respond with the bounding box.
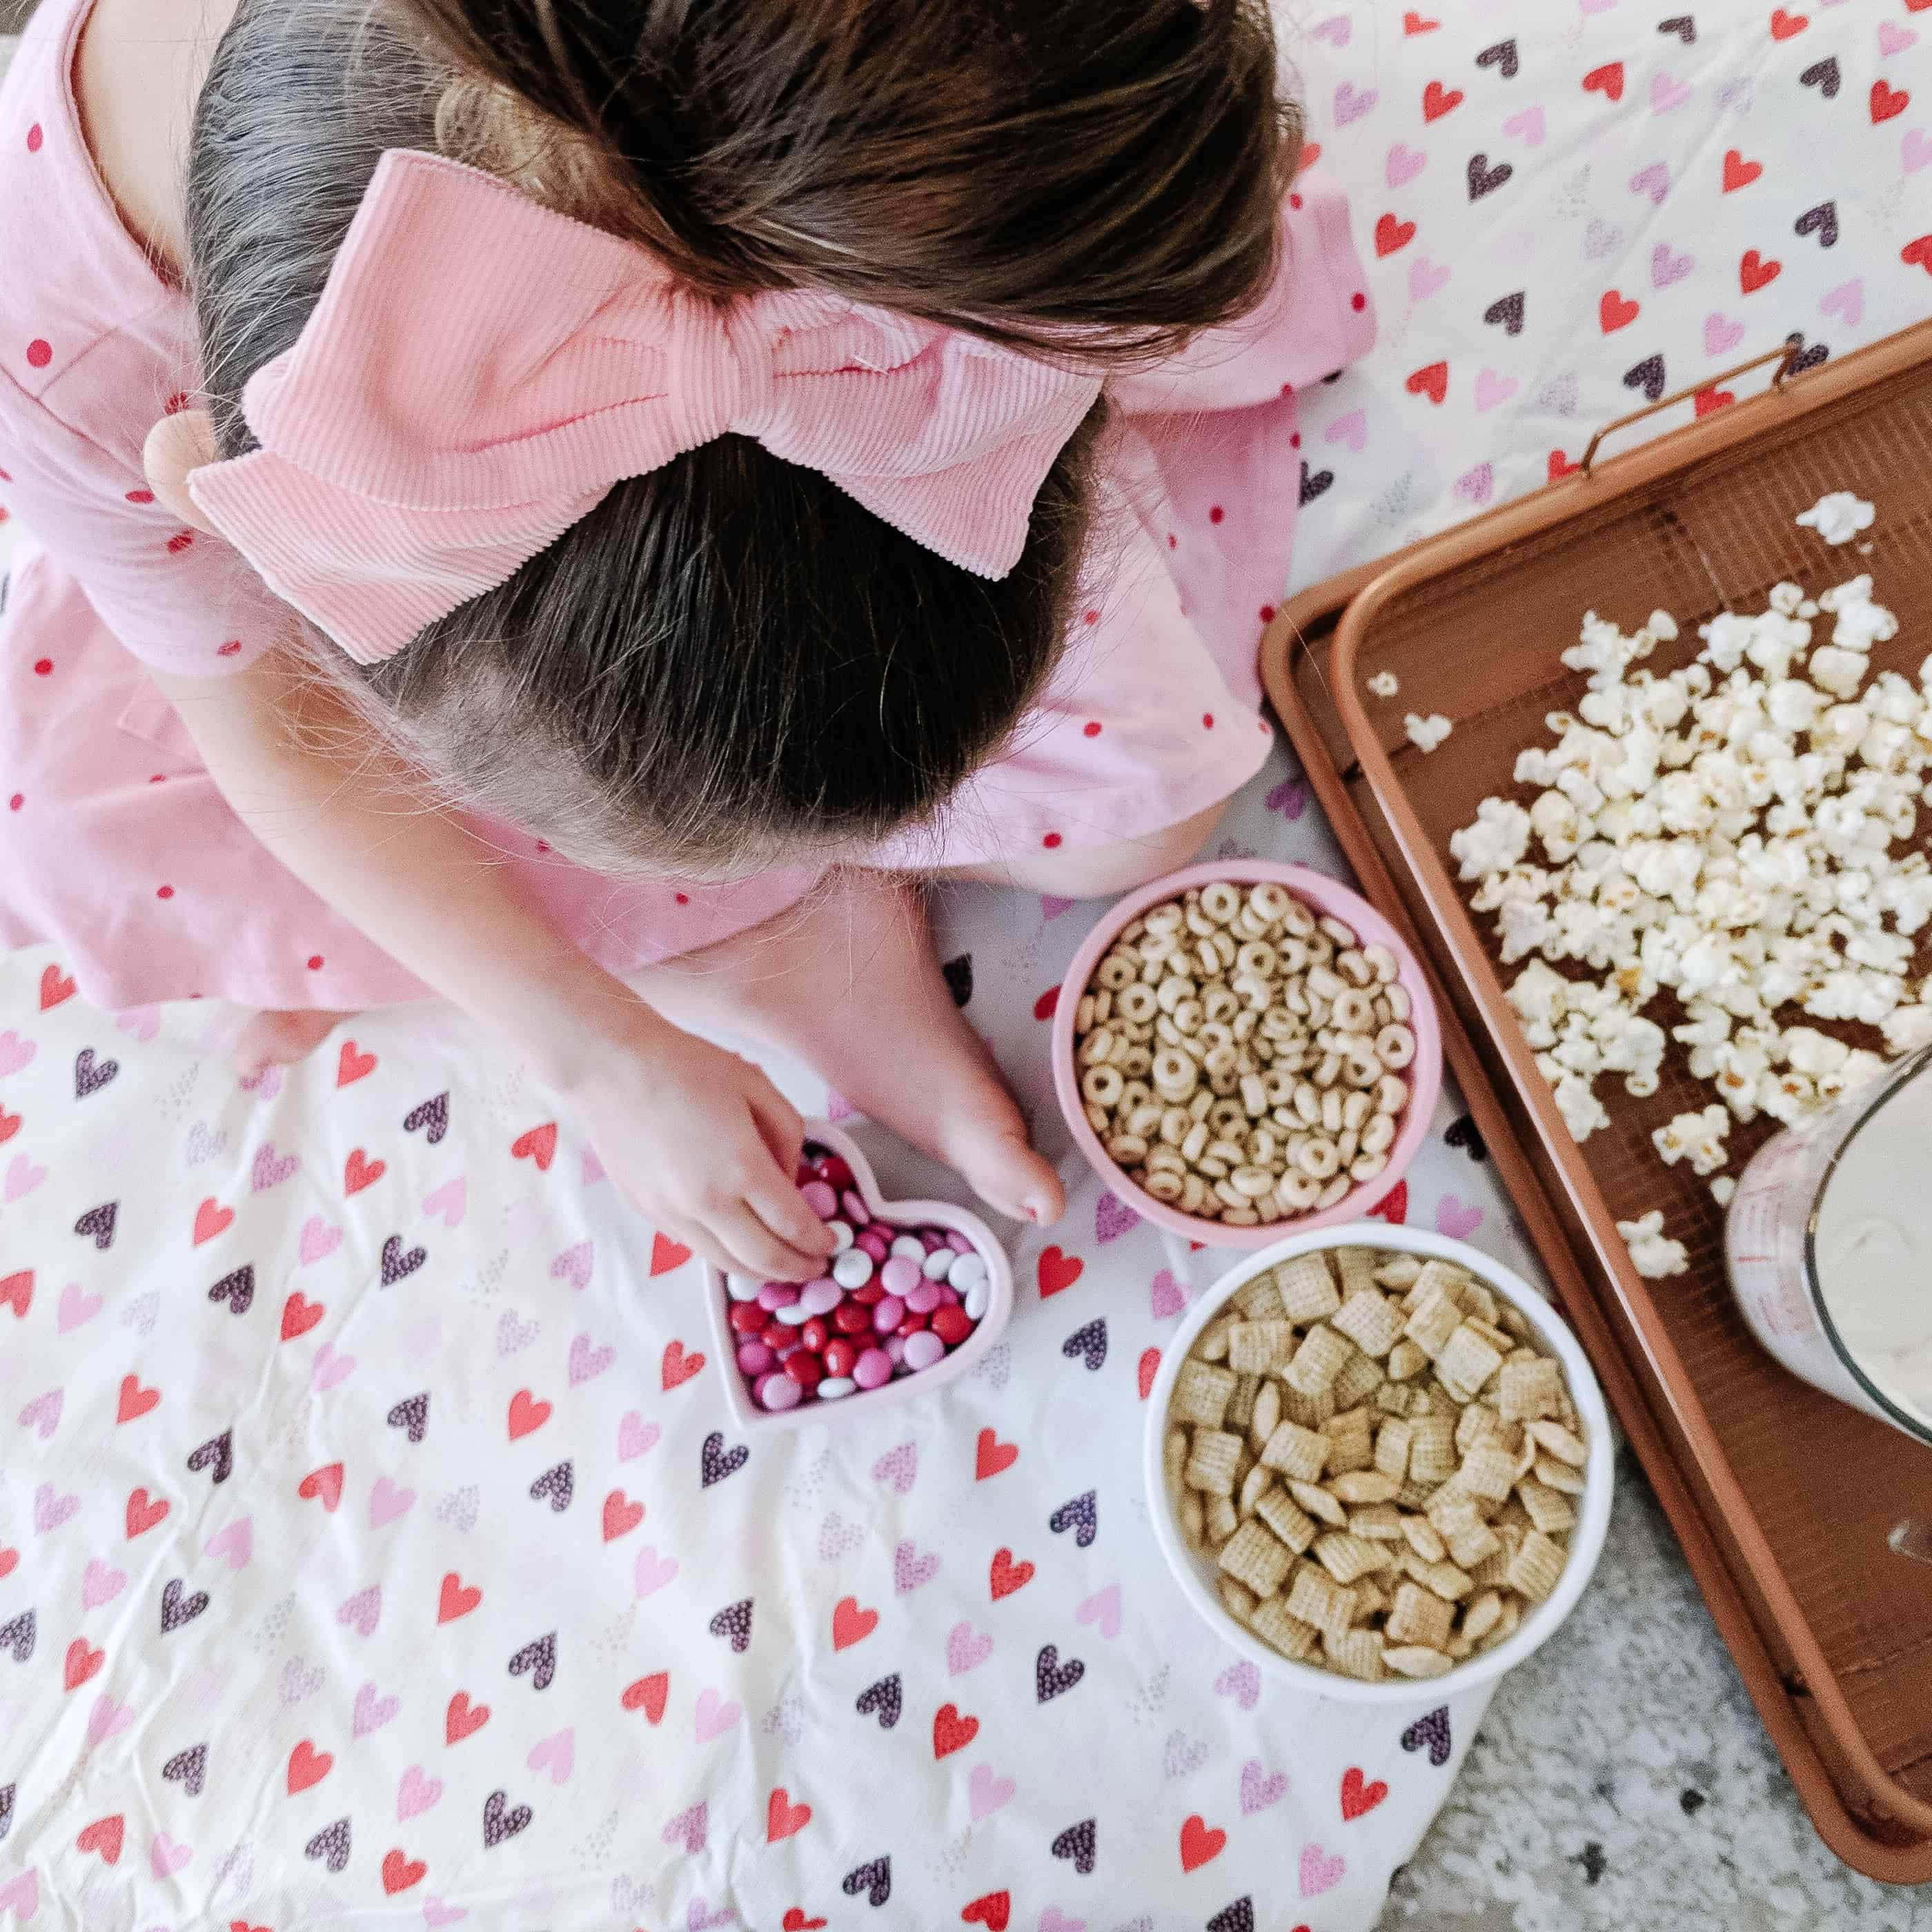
[1259,318,1932,1884]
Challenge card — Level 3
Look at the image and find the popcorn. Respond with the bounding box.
[1796,491,1876,546]
[1367,670,1401,698]
[1406,713,1454,753]
[1450,797,1531,881]
[1617,1211,1688,1280]
[1651,1103,1730,1176]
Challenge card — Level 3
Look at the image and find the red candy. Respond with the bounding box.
[896,1311,929,1337]
[813,1154,856,1190]
[800,1317,830,1353]
[931,1305,972,1346]
[729,1302,767,1334]
[822,1337,858,1377]
[851,1282,886,1305]
[760,1321,794,1351]
[784,1350,823,1388]
[832,1302,872,1336]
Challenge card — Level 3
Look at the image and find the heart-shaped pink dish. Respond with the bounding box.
[703,1121,1014,1434]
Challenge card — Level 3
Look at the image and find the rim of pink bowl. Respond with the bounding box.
[1050,860,1443,1248]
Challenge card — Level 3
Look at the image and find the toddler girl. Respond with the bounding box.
[0,0,1372,1279]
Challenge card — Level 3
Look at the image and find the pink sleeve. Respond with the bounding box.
[1105,170,1377,418]
[0,381,284,678]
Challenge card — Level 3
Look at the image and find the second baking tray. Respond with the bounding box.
[1261,319,1932,1883]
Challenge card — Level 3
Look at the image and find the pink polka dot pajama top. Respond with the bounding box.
[0,0,1375,1012]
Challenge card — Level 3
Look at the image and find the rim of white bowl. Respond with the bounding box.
[1143,1220,1615,1701]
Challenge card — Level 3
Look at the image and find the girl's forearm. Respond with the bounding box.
[156,652,667,1089]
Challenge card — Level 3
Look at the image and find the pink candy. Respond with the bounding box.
[901,1330,945,1371]
[871,1295,905,1332]
[800,1180,839,1219]
[758,1282,800,1311]
[853,1347,894,1390]
[879,1254,923,1297]
[799,1281,843,1317]
[904,1281,943,1314]
[737,1341,775,1376]
[755,1372,803,1412]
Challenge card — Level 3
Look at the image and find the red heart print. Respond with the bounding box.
[1036,1246,1083,1297]
[1138,1348,1160,1400]
[124,1488,169,1538]
[932,1703,979,1758]
[280,1293,326,1341]
[1340,1766,1389,1820]
[511,1121,558,1171]
[649,1232,693,1276]
[602,1490,644,1541]
[1694,386,1735,418]
[1739,249,1782,294]
[229,1922,271,1932]
[1179,1814,1227,1873]
[286,1739,333,1794]
[437,1572,482,1623]
[1420,81,1461,122]
[506,1389,551,1439]
[0,1107,21,1143]
[1404,361,1448,405]
[1372,214,1416,257]
[191,1197,234,1246]
[831,1595,879,1650]
[961,1893,1012,1931]
[1722,148,1762,192]
[1597,289,1639,333]
[116,1374,160,1423]
[1769,8,1807,37]
[0,1270,30,1319]
[444,1692,490,1744]
[1547,450,1577,482]
[64,1637,106,1690]
[39,963,76,1009]
[1031,985,1059,1022]
[75,1815,124,1864]
[660,1340,705,1390]
[1401,10,1439,30]
[343,1148,385,1196]
[380,1850,426,1895]
[767,1787,812,1842]
[298,1463,345,1512]
[1297,141,1321,171]
[1872,80,1911,124]
[1368,1179,1408,1223]
[987,1549,1034,1600]
[974,1429,1019,1481]
[621,1671,669,1722]
[1581,61,1624,102]
[0,1547,15,1580]
[335,1040,377,1086]
[1903,235,1932,273]
[781,1915,828,1932]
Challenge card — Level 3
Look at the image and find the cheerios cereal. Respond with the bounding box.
[1163,1245,1588,1682]
[1072,883,1414,1225]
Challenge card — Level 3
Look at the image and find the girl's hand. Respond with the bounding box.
[566,1014,839,1283]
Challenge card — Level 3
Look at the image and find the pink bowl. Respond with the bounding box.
[702,1121,1014,1434]
[1051,860,1442,1248]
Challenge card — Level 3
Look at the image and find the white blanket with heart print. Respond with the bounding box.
[3,1,1930,1929]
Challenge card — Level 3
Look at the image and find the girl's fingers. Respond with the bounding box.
[748,1170,840,1263]
[709,1198,825,1283]
[747,1080,809,1177]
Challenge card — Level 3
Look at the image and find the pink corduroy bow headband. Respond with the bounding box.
[186,150,1106,664]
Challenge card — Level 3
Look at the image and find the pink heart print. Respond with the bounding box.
[1628,161,1669,206]
[251,1141,299,1192]
[312,1341,356,1392]
[149,1832,191,1879]
[968,1763,1016,1821]
[33,1482,78,1530]
[550,1241,593,1289]
[81,1559,127,1609]
[421,1177,467,1228]
[237,1063,283,1097]
[422,1901,468,1929]
[57,1283,102,1332]
[687,1900,736,1932]
[1435,1194,1484,1240]
[1240,1759,1288,1815]
[662,1802,708,1854]
[634,1546,679,1597]
[947,1621,994,1675]
[19,1390,61,1439]
[1407,255,1450,302]
[1094,1192,1140,1244]
[115,1005,161,1041]
[1038,895,1076,922]
[569,1333,616,1386]
[205,1517,253,1569]
[1384,141,1426,189]
[1821,279,1864,328]
[1454,464,1495,507]
[617,1412,660,1461]
[693,1688,740,1744]
[0,1029,36,1076]
[0,1877,38,1921]
[1324,408,1368,453]
[1878,21,1918,55]
[368,1477,414,1527]
[337,1585,382,1637]
[871,1443,918,1495]
[1039,1910,1085,1932]
[1074,1583,1122,1639]
[1310,10,1349,44]
[1704,311,1746,357]
[526,1726,575,1784]
[5,1154,46,1203]
[1650,72,1692,112]
[1473,368,1517,411]
[87,1694,134,1746]
[1650,243,1694,288]
[1905,130,1932,175]
[1214,1660,1260,1713]
[1332,81,1377,126]
[298,1215,344,1265]
[1501,105,1546,147]
[580,1145,607,1184]
[1150,1270,1187,1321]
[398,1765,444,1820]
[894,1539,940,1593]
[1300,1842,1347,1897]
[352,1682,400,1737]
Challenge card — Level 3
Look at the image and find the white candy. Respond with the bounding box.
[921,1248,955,1281]
[726,1273,762,1303]
[890,1235,926,1261]
[826,1220,855,1253]
[831,1248,874,1289]
[816,1377,857,1401]
[963,1283,991,1322]
[949,1253,989,1295]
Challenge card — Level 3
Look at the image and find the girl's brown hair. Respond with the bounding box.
[398,0,1297,360]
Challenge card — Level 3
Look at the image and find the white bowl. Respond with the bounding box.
[702,1121,1014,1435]
[1143,1221,1615,1701]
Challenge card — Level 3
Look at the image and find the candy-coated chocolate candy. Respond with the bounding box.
[760,1320,796,1350]
[931,1305,972,1346]
[758,1281,801,1311]
[814,1154,856,1190]
[832,1302,873,1336]
[895,1310,929,1337]
[855,1228,891,1264]
[800,1317,831,1353]
[817,1375,856,1400]
[871,1294,905,1333]
[784,1350,823,1388]
[831,1248,875,1289]
[757,1372,803,1412]
[889,1234,926,1261]
[800,1179,839,1219]
[948,1253,989,1294]
[726,1272,762,1302]
[729,1301,768,1334]
[963,1282,990,1321]
[879,1254,922,1297]
[827,1219,854,1253]
[883,1336,907,1365]
[822,1337,858,1378]
[921,1248,954,1281]
[902,1330,945,1371]
[851,1281,886,1304]
[853,1347,893,1390]
[904,1281,942,1314]
[774,1300,814,1326]
[737,1341,776,1376]
[938,1285,960,1305]
[945,1230,974,1255]
[800,1280,843,1317]
[840,1188,871,1226]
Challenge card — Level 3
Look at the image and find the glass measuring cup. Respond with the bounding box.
[1724,1041,1932,1448]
